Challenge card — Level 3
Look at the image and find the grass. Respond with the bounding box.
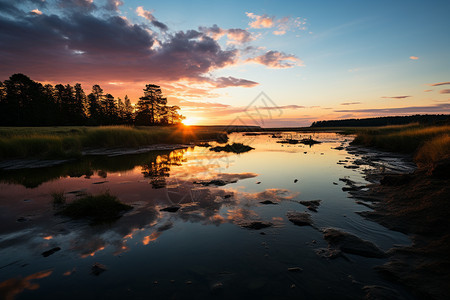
[58,191,132,223]
[351,124,450,164]
[0,125,227,159]
[51,191,66,205]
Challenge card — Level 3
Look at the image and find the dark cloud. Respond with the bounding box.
[340,102,361,105]
[136,6,168,31]
[0,4,238,85]
[335,104,450,114]
[440,89,450,94]
[56,0,97,12]
[381,96,411,99]
[214,76,258,88]
[430,82,450,86]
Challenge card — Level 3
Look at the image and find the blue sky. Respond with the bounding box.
[0,0,449,125]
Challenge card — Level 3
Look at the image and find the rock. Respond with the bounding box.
[91,263,107,276]
[260,200,278,205]
[290,284,296,289]
[429,157,450,178]
[193,179,235,186]
[42,247,61,257]
[185,280,193,285]
[239,221,273,230]
[160,206,180,212]
[223,194,233,199]
[363,285,405,300]
[344,165,359,169]
[334,146,345,150]
[256,181,261,184]
[287,267,303,272]
[300,138,321,145]
[322,228,386,258]
[287,211,313,226]
[92,181,108,184]
[210,143,254,153]
[211,282,224,294]
[315,248,342,259]
[196,143,211,147]
[333,182,338,185]
[299,200,321,212]
[294,179,298,183]
[17,217,28,222]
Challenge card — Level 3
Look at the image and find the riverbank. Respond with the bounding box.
[0,126,227,160]
[348,124,450,299]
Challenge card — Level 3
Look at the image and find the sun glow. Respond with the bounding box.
[182,117,201,126]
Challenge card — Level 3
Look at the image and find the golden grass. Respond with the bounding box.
[415,134,450,164]
[0,125,227,159]
[352,124,450,164]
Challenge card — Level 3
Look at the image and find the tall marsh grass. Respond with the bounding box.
[352,124,450,164]
[0,125,226,159]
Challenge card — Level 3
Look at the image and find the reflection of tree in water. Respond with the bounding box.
[141,149,186,189]
[0,149,187,188]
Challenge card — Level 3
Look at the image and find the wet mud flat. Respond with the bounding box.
[342,146,450,299]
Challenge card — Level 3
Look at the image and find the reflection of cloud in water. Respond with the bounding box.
[0,269,52,300]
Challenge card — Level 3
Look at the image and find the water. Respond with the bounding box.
[0,132,415,299]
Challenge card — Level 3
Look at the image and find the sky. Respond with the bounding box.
[0,0,449,126]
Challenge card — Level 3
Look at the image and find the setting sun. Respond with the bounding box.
[182,117,201,126]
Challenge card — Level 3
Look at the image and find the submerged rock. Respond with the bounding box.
[41,247,61,257]
[91,263,107,276]
[363,285,405,300]
[315,248,342,259]
[260,200,278,205]
[193,179,236,186]
[287,211,313,226]
[160,206,180,213]
[239,221,273,230]
[322,228,386,258]
[299,200,321,212]
[209,143,254,153]
[287,267,303,272]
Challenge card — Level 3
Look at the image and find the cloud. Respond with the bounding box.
[56,0,96,12]
[430,82,450,86]
[104,0,123,11]
[409,56,419,60]
[246,12,274,28]
[136,6,168,31]
[340,102,361,105]
[246,13,307,35]
[424,89,432,92]
[31,8,42,15]
[248,51,303,68]
[335,104,450,114]
[440,89,450,94]
[260,105,305,110]
[381,96,411,99]
[214,76,258,88]
[199,25,253,44]
[226,28,253,44]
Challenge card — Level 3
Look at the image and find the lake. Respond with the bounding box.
[0,132,416,299]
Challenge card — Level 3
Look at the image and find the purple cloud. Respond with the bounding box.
[335,104,450,114]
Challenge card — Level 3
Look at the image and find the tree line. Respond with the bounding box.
[0,74,184,126]
[310,115,450,128]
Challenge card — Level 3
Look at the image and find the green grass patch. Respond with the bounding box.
[59,192,132,223]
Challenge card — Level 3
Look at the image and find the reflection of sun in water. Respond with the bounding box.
[182,117,200,126]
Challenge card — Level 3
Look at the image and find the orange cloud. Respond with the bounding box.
[440,89,450,94]
[246,12,274,28]
[31,9,42,15]
[409,56,419,60]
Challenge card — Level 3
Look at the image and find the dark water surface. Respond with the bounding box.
[0,133,415,299]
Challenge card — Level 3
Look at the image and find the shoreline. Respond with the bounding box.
[346,145,450,300]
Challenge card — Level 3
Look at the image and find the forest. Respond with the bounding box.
[0,74,184,126]
[310,114,449,128]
